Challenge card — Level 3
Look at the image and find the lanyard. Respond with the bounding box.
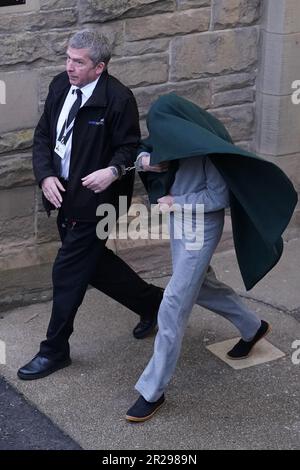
[58,117,76,145]
[58,89,83,144]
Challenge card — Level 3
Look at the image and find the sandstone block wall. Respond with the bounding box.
[4,0,297,271]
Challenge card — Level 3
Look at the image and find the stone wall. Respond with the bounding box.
[0,0,278,271]
[255,0,300,191]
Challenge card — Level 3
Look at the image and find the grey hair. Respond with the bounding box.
[68,30,112,66]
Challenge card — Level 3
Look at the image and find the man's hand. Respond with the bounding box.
[81,168,118,193]
[141,154,169,173]
[157,194,175,212]
[41,176,66,209]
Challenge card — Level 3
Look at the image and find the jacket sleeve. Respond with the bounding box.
[172,159,230,212]
[137,138,153,156]
[108,94,141,168]
[32,85,57,187]
[173,188,229,212]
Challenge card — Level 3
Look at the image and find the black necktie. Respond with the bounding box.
[66,88,82,127]
[58,89,83,144]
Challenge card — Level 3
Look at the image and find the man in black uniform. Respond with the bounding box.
[18,30,164,381]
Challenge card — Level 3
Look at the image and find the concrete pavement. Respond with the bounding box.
[0,237,299,449]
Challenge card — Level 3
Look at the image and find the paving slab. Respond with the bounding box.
[206,338,286,370]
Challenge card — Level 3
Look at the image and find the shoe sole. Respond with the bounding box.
[17,358,72,381]
[125,401,164,423]
[226,323,272,360]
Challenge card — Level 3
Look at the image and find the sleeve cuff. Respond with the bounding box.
[135,152,150,172]
[173,195,184,206]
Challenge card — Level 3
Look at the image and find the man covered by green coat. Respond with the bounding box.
[125,94,298,422]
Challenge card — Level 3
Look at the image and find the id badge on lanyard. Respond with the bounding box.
[54,140,67,159]
[54,118,74,160]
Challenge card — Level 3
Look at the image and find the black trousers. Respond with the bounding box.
[39,209,162,360]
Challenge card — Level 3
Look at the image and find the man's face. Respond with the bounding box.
[66,47,105,88]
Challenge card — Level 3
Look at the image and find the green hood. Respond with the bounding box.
[139,93,298,291]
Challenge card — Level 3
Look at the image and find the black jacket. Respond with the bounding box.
[33,70,140,221]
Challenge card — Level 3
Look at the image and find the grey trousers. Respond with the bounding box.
[135,209,261,402]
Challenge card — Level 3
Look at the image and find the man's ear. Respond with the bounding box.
[96,62,106,77]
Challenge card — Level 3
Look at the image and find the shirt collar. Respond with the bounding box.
[71,76,100,100]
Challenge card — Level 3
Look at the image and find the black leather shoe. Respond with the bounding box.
[126,394,165,422]
[133,287,164,339]
[133,314,158,339]
[17,354,71,380]
[227,320,271,360]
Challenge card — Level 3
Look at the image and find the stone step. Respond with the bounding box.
[0,216,233,314]
[0,263,53,315]
[0,212,297,314]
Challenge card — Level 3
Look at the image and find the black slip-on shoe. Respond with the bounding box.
[227,320,271,360]
[126,394,165,422]
[17,354,71,380]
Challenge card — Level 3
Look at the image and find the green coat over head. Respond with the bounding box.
[139,94,298,291]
